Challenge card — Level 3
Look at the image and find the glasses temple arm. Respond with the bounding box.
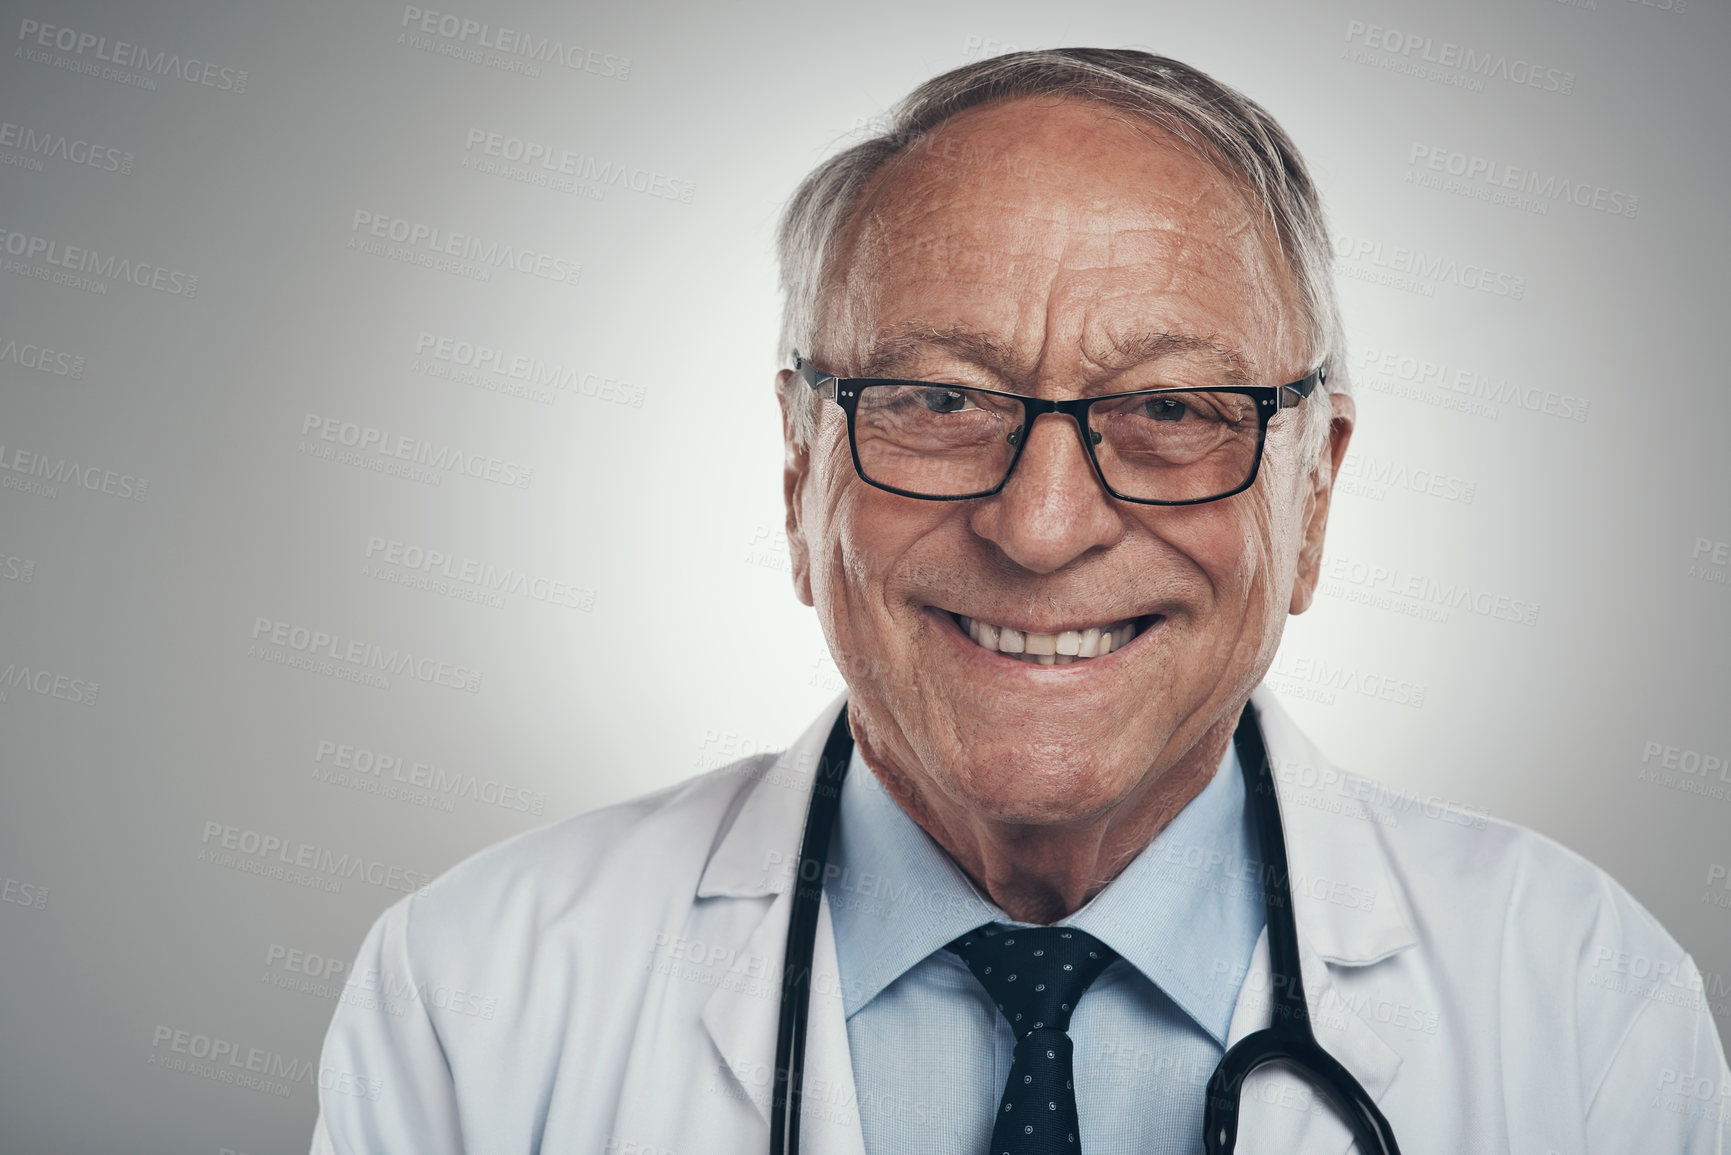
[1279,365,1327,409]
[792,351,837,396]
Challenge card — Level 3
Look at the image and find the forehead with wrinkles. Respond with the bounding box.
[824,96,1304,387]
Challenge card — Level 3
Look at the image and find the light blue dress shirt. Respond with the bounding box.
[824,744,1264,1154]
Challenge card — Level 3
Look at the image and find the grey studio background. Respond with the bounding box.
[1,0,1727,1150]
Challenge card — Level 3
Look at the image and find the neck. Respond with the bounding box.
[858,720,1234,925]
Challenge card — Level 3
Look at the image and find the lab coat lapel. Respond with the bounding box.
[1224,928,1404,1153]
[689,689,1415,1153]
[693,697,866,1155]
[1222,688,1415,1153]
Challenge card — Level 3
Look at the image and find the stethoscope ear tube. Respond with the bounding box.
[770,707,857,1155]
[1203,703,1402,1154]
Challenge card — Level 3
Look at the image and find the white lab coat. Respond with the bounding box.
[310,688,1730,1154]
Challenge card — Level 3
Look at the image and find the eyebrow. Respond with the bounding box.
[857,327,1022,380]
[856,325,1257,388]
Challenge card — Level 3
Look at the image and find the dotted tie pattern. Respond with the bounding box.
[946,923,1120,1155]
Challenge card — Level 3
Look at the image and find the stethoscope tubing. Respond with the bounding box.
[770,702,1400,1155]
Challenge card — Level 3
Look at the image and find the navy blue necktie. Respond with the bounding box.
[946,923,1120,1155]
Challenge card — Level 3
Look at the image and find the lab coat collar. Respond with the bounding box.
[696,696,865,1151]
[699,688,1418,969]
[694,688,1417,1151]
[696,879,867,1154]
[1244,685,1418,967]
[697,694,849,901]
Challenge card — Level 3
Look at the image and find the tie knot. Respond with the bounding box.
[945,923,1119,1039]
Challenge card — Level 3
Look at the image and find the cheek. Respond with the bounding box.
[1143,492,1288,616]
[803,440,942,633]
[805,445,862,614]
[1250,449,1312,562]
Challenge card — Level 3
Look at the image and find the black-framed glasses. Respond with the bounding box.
[795,352,1324,506]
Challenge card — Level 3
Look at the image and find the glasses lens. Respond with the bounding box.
[1087,390,1261,502]
[852,382,1021,497]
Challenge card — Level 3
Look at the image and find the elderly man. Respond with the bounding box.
[312,49,1728,1154]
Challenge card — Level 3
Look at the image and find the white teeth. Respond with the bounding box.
[956,614,1142,664]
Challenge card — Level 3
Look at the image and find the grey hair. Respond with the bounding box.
[774,47,1350,468]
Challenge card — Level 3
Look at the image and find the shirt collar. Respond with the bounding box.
[1063,740,1264,1045]
[824,746,999,1019]
[826,741,1263,1046]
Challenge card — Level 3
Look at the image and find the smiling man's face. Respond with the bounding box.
[781,96,1350,834]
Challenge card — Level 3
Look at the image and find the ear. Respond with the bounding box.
[777,370,815,607]
[1289,390,1355,615]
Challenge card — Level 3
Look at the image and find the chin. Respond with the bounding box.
[932,739,1138,826]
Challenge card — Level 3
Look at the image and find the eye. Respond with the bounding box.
[1141,397,1189,422]
[918,387,972,414]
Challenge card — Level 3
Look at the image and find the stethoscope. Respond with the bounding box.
[769,701,1402,1154]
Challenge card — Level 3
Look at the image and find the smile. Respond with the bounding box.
[951,613,1148,666]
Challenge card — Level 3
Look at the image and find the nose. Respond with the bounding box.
[967,410,1124,574]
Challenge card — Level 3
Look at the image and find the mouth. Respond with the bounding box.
[948,611,1158,666]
